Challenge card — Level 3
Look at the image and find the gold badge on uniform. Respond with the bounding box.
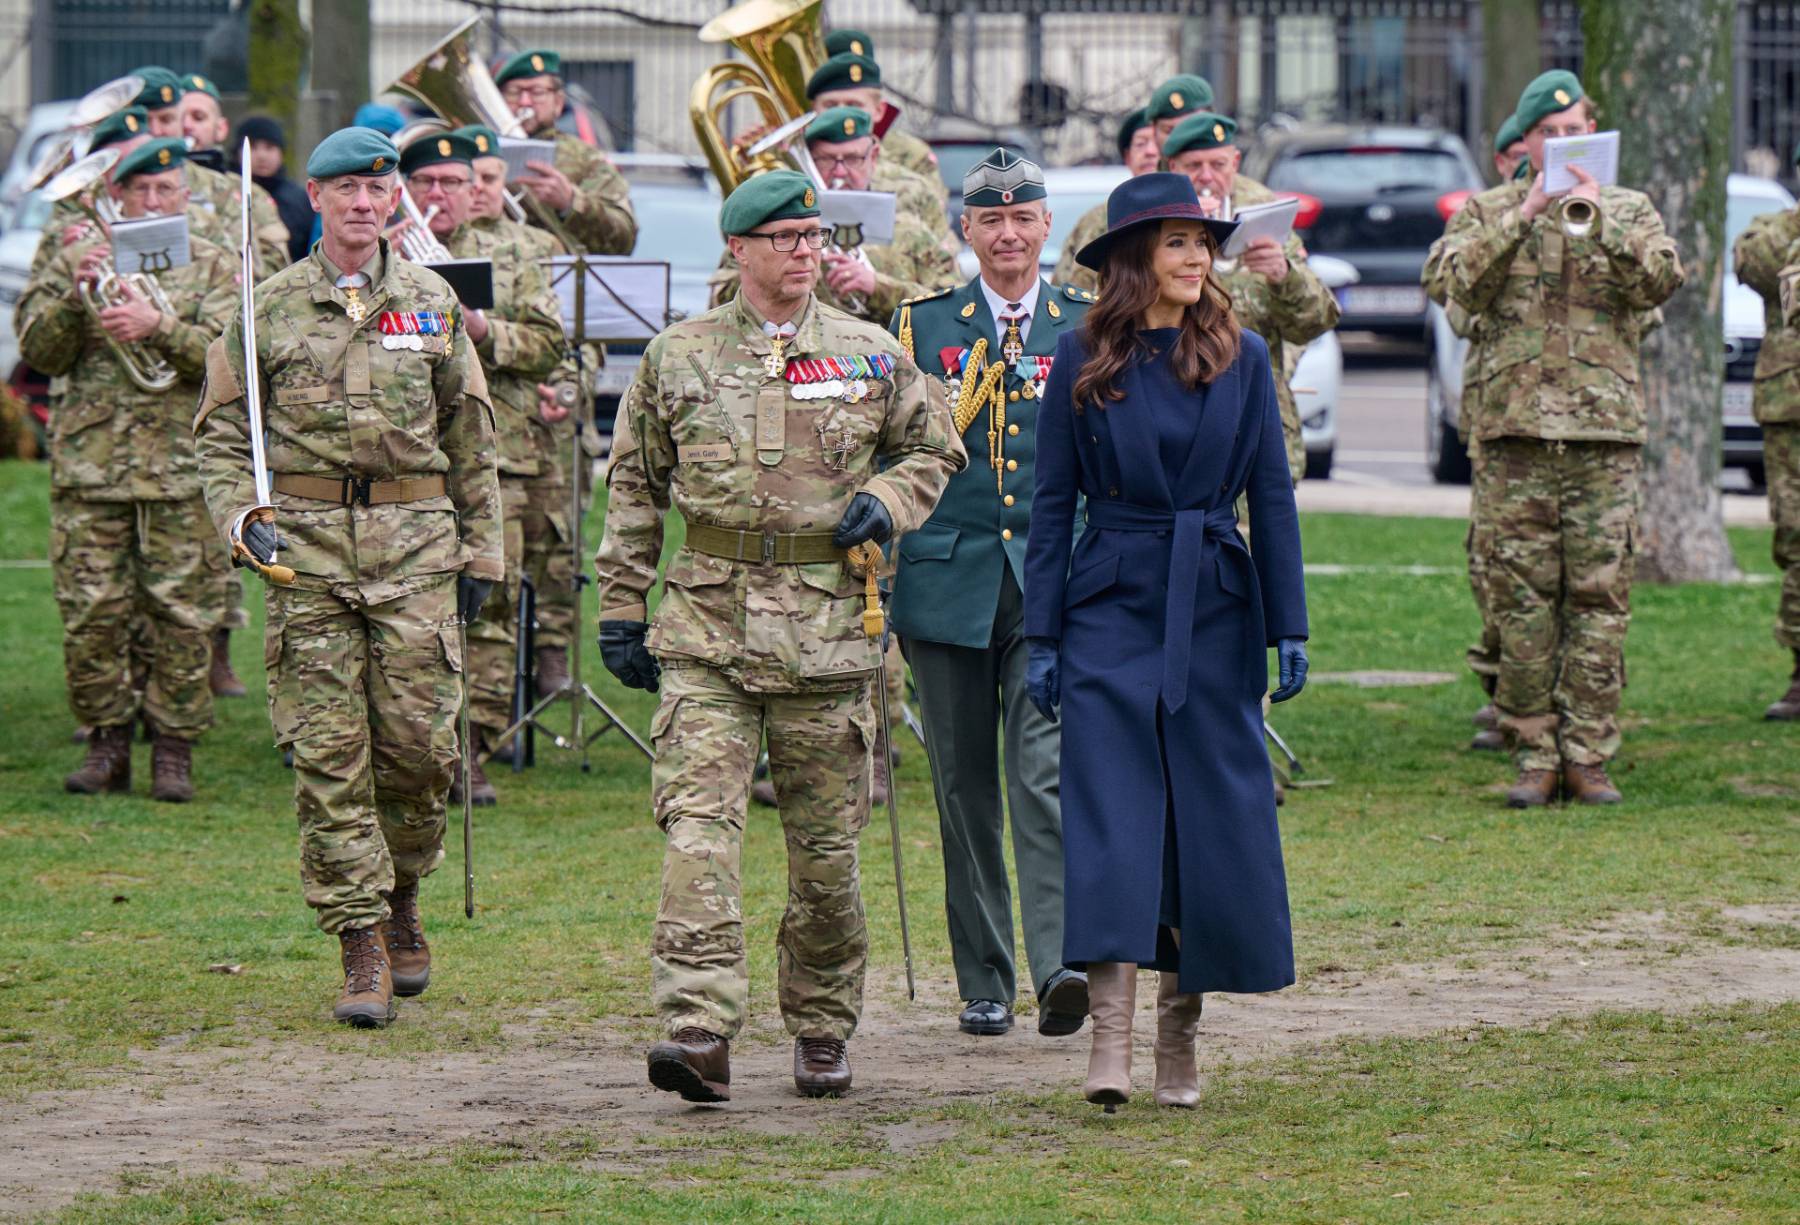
[160,85,173,103]
[372,157,385,171]
[1170,91,1184,110]
[850,64,863,83]
[476,135,489,153]
[1046,299,1061,319]
[850,39,865,54]
[1554,88,1571,105]
[960,302,976,318]
[157,147,171,166]
[125,114,139,132]
[1213,123,1225,141]
[844,117,856,136]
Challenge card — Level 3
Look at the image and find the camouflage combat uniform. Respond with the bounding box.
[193,239,503,933]
[1049,201,1108,292]
[873,158,958,259]
[1734,212,1800,655]
[532,132,637,258]
[185,160,291,279]
[16,230,239,740]
[441,222,568,738]
[879,128,945,204]
[596,291,963,1040]
[1424,181,1683,770]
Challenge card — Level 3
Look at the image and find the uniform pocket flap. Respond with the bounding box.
[898,523,959,562]
[666,549,736,589]
[796,561,861,599]
[1063,553,1120,608]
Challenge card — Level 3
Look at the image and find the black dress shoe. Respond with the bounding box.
[958,999,1013,1035]
[1038,968,1090,1037]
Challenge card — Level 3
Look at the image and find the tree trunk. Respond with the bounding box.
[1482,0,1540,179]
[310,0,372,133]
[1582,0,1737,583]
[247,0,307,145]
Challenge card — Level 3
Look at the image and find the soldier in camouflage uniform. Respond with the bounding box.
[810,38,947,206]
[194,128,503,1029]
[1164,112,1340,481]
[596,171,962,1102]
[1751,202,1800,718]
[1423,71,1683,807]
[16,138,238,802]
[399,131,566,804]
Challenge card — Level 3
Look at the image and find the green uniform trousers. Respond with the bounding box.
[649,662,874,1042]
[264,575,460,934]
[1477,438,1640,769]
[1766,423,1800,652]
[904,569,1066,1004]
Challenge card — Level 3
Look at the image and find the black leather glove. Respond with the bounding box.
[832,492,893,549]
[1271,638,1309,703]
[599,619,661,692]
[1026,637,1060,724]
[238,518,281,567]
[457,576,494,625]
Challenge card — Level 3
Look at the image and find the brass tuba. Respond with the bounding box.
[25,74,147,192]
[691,0,827,194]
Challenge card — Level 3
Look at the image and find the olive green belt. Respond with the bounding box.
[683,521,844,565]
[273,473,447,507]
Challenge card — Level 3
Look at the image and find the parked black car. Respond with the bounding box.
[1244,125,1484,340]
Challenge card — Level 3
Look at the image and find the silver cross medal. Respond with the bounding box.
[821,419,858,470]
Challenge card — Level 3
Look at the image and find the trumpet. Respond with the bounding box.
[1556,195,1599,240]
[41,150,180,394]
[394,187,457,265]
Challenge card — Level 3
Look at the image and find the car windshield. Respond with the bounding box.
[1268,148,1466,195]
[1043,191,1111,262]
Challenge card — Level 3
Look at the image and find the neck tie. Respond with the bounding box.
[1000,304,1026,364]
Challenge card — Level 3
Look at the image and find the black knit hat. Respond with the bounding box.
[237,115,286,150]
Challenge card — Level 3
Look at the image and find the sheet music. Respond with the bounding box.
[110,214,191,274]
[542,256,672,343]
[497,138,558,182]
[1542,130,1620,195]
[1220,197,1299,259]
[818,189,897,246]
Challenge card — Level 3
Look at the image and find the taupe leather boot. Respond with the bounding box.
[381,880,431,997]
[1152,972,1203,1108]
[209,628,247,697]
[1764,653,1800,721]
[1082,962,1137,1111]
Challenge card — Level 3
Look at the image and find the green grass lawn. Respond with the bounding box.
[0,458,1794,1222]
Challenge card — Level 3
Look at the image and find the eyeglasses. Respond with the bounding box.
[743,227,831,252]
[812,150,871,172]
[410,173,471,192]
[502,84,561,104]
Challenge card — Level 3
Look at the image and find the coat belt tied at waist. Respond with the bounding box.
[1083,501,1258,713]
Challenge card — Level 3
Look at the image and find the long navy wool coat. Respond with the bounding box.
[1022,326,1308,994]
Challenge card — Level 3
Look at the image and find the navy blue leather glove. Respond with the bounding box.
[1026,637,1060,724]
[457,576,493,625]
[832,492,893,548]
[599,619,660,692]
[1271,637,1309,703]
[238,518,281,567]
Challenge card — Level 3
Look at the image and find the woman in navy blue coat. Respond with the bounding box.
[1021,174,1309,1111]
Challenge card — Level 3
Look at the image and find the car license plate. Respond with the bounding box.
[1722,382,1755,418]
[593,362,637,399]
[1337,285,1426,317]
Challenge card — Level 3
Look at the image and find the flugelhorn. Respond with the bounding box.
[690,0,826,194]
[42,150,180,393]
[1556,195,1599,240]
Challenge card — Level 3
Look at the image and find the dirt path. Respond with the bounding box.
[3,906,1796,1218]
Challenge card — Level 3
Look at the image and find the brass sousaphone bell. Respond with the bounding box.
[690,0,827,194]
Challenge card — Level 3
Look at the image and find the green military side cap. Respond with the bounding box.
[1494,112,1526,153]
[454,125,503,158]
[1161,111,1238,159]
[90,106,148,151]
[180,72,220,100]
[719,170,819,236]
[1513,69,1584,133]
[1116,107,1150,157]
[824,28,875,58]
[400,130,478,176]
[306,127,402,179]
[963,147,1046,208]
[131,66,183,111]
[806,106,872,145]
[1144,74,1214,123]
[495,49,560,86]
[807,52,881,99]
[114,136,186,183]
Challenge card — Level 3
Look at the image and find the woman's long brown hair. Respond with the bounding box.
[1071,221,1241,412]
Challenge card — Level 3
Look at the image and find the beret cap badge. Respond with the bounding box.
[850,63,863,83]
[531,54,544,72]
[1213,123,1225,141]
[126,114,139,131]
[157,147,170,165]
[476,135,488,152]
[803,186,816,207]
[1170,91,1184,110]
[160,85,173,103]
[438,138,451,156]
[1554,88,1571,105]
[372,156,385,171]
[844,117,855,135]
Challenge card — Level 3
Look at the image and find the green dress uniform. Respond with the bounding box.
[888,270,1092,1008]
[1422,73,1683,779]
[193,230,504,934]
[596,174,964,1042]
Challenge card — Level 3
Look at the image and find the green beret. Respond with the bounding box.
[1145,74,1214,123]
[1494,112,1526,153]
[805,106,872,145]
[306,127,402,180]
[824,29,875,58]
[454,125,503,159]
[963,147,1046,208]
[719,170,819,237]
[130,66,182,111]
[495,50,560,87]
[90,106,149,151]
[114,137,186,183]
[1115,107,1150,158]
[807,53,880,99]
[401,131,478,177]
[179,72,220,100]
[1162,112,1238,160]
[1512,69,1585,135]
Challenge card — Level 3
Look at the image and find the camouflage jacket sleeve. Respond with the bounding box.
[865,219,960,320]
[251,182,290,277]
[861,347,965,533]
[14,236,86,377]
[476,249,565,381]
[1779,239,1800,325]
[192,322,259,546]
[1734,210,1795,302]
[1590,190,1684,310]
[1258,235,1340,345]
[558,139,638,256]
[1421,189,1525,316]
[434,330,506,582]
[594,346,676,621]
[149,243,240,382]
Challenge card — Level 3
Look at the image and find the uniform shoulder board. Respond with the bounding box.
[899,285,956,308]
[1061,285,1097,302]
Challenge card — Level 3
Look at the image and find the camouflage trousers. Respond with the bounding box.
[213,558,247,631]
[1765,423,1800,652]
[50,496,222,739]
[468,479,528,736]
[1465,437,1501,695]
[264,575,460,934]
[650,662,875,1042]
[521,422,588,651]
[1475,438,1640,769]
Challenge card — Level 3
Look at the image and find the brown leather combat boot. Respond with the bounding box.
[535,646,570,695]
[149,735,194,803]
[65,724,131,794]
[647,1027,731,1102]
[209,627,247,697]
[332,925,395,1028]
[793,1036,852,1097]
[1563,761,1623,805]
[1152,972,1203,1108]
[1470,727,1507,752]
[1504,768,1559,809]
[1472,702,1498,730]
[1764,654,1800,721]
[381,881,431,997]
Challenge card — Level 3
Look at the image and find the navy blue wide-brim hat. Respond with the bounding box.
[1075,172,1240,271]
